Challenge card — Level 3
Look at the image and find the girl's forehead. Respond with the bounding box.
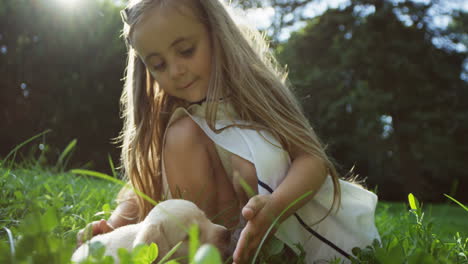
[131,5,206,57]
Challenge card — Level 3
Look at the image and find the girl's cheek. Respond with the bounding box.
[156,76,167,88]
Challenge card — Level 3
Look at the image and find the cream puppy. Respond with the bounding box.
[72,199,230,263]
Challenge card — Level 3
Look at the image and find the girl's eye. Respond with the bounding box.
[180,47,195,57]
[151,46,195,71]
[153,62,166,71]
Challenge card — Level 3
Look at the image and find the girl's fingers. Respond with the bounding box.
[92,220,102,235]
[77,219,112,246]
[99,219,114,233]
[233,224,252,263]
[76,230,84,246]
[241,207,255,220]
[77,222,94,246]
[233,230,245,262]
[233,222,262,264]
[242,195,269,220]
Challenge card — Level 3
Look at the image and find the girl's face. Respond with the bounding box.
[131,5,212,103]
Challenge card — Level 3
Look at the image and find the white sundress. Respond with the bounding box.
[161,100,381,264]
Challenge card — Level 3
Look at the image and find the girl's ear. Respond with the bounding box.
[133,222,170,256]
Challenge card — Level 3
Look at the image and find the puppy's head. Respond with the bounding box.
[133,200,230,261]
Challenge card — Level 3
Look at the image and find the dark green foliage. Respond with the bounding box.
[446,9,468,48]
[349,195,468,264]
[277,0,468,202]
[0,0,126,172]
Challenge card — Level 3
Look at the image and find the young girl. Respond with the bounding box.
[77,0,380,263]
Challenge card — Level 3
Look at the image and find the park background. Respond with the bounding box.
[1,0,468,263]
[0,0,467,204]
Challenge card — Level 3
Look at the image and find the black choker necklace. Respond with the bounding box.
[189,97,207,106]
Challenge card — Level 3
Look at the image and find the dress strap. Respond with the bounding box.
[257,180,352,261]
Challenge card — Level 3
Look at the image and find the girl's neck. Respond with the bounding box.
[188,95,229,106]
[189,97,207,106]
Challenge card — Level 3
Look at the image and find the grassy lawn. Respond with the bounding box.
[0,165,467,263]
[376,202,468,240]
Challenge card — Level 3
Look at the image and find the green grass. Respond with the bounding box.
[0,163,467,263]
[0,166,121,242]
[376,202,468,240]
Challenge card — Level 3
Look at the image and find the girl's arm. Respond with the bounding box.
[76,191,139,245]
[107,195,139,228]
[233,151,328,264]
[268,151,328,220]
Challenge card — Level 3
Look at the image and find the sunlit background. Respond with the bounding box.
[0,0,467,203]
[55,0,81,7]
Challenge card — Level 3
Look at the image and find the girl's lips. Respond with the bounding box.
[182,79,196,89]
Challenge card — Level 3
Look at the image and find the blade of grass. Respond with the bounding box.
[55,139,77,170]
[210,203,237,223]
[156,241,183,264]
[3,227,15,256]
[235,171,255,199]
[189,224,200,262]
[108,154,117,178]
[251,190,314,264]
[71,169,157,206]
[2,129,52,168]
[444,194,468,212]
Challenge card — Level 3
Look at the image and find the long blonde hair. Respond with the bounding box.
[117,0,341,221]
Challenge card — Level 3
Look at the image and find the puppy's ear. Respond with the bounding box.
[133,222,170,257]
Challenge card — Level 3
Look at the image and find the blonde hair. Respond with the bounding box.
[117,0,341,222]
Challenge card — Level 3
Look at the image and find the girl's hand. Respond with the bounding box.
[233,194,276,264]
[76,219,114,247]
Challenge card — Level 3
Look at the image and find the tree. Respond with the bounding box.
[0,0,126,171]
[278,0,468,201]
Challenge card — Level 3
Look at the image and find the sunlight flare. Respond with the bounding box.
[56,0,81,8]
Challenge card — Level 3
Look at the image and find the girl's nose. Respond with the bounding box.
[169,61,187,79]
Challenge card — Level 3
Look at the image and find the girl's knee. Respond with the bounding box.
[163,116,216,198]
[164,116,210,154]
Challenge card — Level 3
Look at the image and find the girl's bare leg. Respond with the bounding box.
[164,116,240,228]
